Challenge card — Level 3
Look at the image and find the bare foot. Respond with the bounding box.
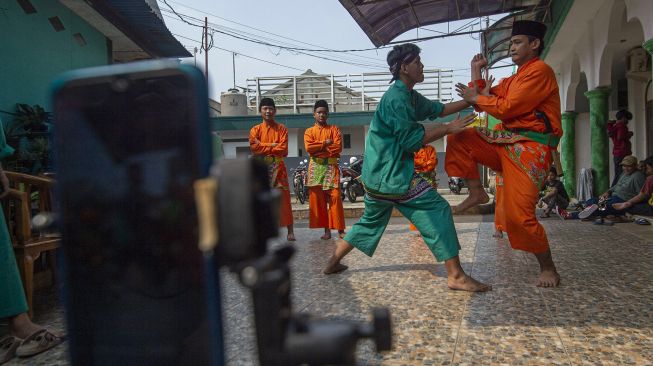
[323,262,348,274]
[321,231,331,240]
[10,313,43,339]
[287,233,296,241]
[536,269,560,287]
[448,275,492,292]
[338,231,346,239]
[492,230,503,238]
[454,190,489,213]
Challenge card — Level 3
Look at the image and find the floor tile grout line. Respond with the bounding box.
[450,222,481,364]
[537,285,574,366]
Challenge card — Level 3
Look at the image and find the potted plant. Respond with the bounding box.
[3,104,52,174]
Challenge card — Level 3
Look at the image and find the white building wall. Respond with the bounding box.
[219,130,250,158]
[288,128,300,157]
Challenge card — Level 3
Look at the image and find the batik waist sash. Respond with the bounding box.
[476,127,559,148]
[365,173,432,204]
[310,156,339,165]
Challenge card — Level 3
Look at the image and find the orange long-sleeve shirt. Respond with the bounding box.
[475,57,561,137]
[249,120,289,157]
[413,145,437,173]
[304,123,342,158]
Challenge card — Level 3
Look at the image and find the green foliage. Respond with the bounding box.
[4,104,52,174]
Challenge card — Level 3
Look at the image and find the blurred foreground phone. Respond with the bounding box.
[51,61,220,365]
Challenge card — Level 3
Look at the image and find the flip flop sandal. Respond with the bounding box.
[15,329,64,358]
[0,336,21,365]
[593,218,613,226]
[635,218,651,225]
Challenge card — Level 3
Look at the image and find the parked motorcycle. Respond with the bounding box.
[448,176,465,195]
[340,156,365,203]
[292,159,309,204]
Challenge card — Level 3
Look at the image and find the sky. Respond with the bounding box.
[156,0,514,101]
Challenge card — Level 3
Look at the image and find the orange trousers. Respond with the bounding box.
[308,187,345,230]
[446,129,551,253]
[494,176,505,232]
[279,189,293,227]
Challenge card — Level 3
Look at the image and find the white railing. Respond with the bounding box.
[245,69,453,113]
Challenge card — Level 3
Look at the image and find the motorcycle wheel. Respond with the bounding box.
[346,185,357,203]
[298,184,306,204]
[294,180,306,204]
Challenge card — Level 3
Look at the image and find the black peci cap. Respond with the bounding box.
[511,20,547,40]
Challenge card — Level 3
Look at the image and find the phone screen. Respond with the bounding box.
[53,65,213,365]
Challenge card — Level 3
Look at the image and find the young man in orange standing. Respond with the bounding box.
[449,20,562,287]
[249,97,295,241]
[304,100,346,240]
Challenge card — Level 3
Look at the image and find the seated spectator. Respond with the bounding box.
[0,165,63,364]
[573,155,646,219]
[612,155,653,217]
[538,167,570,219]
[638,159,646,174]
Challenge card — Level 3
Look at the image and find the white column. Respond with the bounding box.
[287,128,299,157]
[627,75,649,159]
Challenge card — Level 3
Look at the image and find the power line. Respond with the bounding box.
[160,1,483,53]
[163,13,387,71]
[172,32,304,72]
[159,0,389,64]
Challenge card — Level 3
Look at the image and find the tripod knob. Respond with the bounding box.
[372,307,392,351]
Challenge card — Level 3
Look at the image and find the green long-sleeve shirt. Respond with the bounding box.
[362,80,444,195]
[610,170,645,201]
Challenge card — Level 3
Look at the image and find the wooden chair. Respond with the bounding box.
[2,172,60,317]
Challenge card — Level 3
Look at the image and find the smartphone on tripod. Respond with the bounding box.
[51,61,221,365]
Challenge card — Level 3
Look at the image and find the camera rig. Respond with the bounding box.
[194,159,392,366]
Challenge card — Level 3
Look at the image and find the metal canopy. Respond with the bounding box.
[339,0,550,47]
[89,0,191,58]
[482,7,551,68]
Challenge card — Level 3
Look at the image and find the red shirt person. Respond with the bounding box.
[607,109,633,186]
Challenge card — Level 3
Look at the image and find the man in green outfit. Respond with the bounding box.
[323,43,491,292]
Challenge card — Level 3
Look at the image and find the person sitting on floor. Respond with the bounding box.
[538,167,570,219]
[611,155,653,217]
[573,155,645,221]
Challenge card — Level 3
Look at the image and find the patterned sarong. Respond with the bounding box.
[306,158,339,190]
[365,173,432,203]
[475,127,550,189]
[256,156,289,191]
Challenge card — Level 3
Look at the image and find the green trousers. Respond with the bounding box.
[344,189,460,261]
[0,205,28,318]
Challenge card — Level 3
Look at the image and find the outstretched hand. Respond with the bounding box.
[471,53,488,70]
[446,113,476,135]
[455,83,478,104]
[481,75,495,96]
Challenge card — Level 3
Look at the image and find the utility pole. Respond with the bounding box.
[204,17,209,83]
[232,52,236,89]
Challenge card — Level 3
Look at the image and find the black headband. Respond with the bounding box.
[389,51,419,83]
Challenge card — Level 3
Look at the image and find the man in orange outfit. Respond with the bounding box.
[447,20,561,287]
[249,97,295,241]
[409,144,438,232]
[304,100,346,240]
